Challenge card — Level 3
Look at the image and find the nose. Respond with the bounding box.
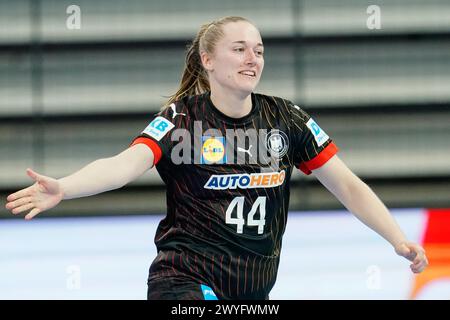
[244,48,257,65]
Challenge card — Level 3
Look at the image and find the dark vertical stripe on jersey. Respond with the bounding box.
[266,259,272,288]
[236,255,240,297]
[266,257,271,288]
[261,99,275,129]
[268,96,280,120]
[203,253,206,276]
[220,255,224,295]
[171,251,176,275]
[211,254,215,286]
[162,252,167,278]
[171,180,191,237]
[186,254,193,274]
[262,257,266,289]
[228,257,232,298]
[271,259,277,285]
[194,254,198,273]
[270,259,278,288]
[251,256,256,293]
[267,259,274,289]
[280,189,288,242]
[310,140,319,158]
[279,98,293,130]
[180,99,190,128]
[272,187,284,248]
[212,198,222,228]
[257,257,263,291]
[265,258,271,289]
[244,255,250,294]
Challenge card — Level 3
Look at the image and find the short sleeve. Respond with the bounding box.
[290,103,339,175]
[129,102,185,166]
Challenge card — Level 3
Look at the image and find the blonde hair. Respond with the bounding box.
[164,16,252,108]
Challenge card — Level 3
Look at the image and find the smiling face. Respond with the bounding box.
[201,21,264,98]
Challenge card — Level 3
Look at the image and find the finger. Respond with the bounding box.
[413,258,424,267]
[12,203,35,215]
[6,196,33,210]
[403,245,418,260]
[411,264,425,273]
[26,168,42,182]
[415,258,429,271]
[410,263,421,273]
[398,244,414,260]
[411,261,424,272]
[412,248,426,263]
[7,186,34,202]
[416,263,427,273]
[25,208,41,220]
[413,257,422,264]
[411,260,428,273]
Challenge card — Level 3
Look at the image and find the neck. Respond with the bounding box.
[210,89,252,119]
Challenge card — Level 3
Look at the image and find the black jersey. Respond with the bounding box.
[131,92,338,299]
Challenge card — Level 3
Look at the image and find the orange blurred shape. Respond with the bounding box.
[411,209,450,299]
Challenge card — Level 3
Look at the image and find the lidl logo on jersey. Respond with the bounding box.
[142,116,174,141]
[204,170,285,190]
[201,136,226,164]
[306,118,329,147]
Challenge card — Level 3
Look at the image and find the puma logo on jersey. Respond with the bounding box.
[169,103,186,119]
[237,145,253,158]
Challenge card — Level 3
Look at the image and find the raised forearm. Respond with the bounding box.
[58,144,154,200]
[58,157,131,200]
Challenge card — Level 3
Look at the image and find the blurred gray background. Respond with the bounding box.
[1,0,449,217]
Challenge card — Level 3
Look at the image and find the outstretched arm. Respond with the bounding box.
[312,155,428,273]
[5,144,154,220]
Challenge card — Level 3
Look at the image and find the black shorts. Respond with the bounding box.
[147,276,218,300]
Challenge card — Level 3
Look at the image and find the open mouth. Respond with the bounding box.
[238,71,256,78]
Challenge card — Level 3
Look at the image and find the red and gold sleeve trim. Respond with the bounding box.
[298,142,339,175]
[130,137,163,165]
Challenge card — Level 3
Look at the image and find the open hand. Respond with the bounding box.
[5,169,64,220]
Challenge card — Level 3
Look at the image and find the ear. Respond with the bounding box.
[200,51,214,72]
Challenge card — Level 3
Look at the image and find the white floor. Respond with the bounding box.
[0,209,444,299]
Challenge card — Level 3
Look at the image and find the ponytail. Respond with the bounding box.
[164,24,210,107]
